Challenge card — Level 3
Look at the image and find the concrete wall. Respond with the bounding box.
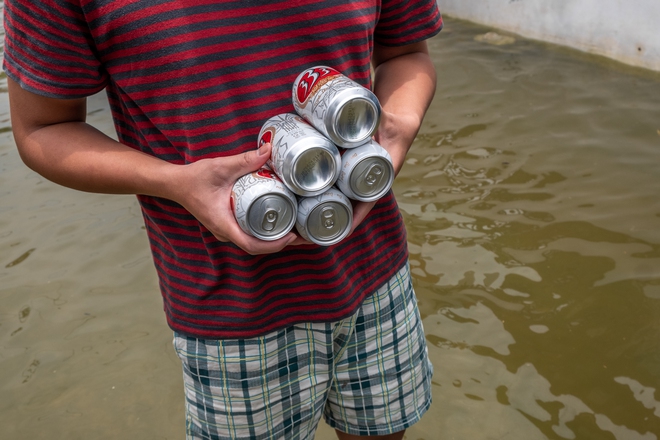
[438,0,660,72]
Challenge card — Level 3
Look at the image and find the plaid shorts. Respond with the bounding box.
[173,263,433,440]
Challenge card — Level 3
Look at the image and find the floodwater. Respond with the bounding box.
[2,15,660,440]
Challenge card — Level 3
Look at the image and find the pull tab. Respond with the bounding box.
[322,207,336,229]
[363,164,383,186]
[261,208,279,231]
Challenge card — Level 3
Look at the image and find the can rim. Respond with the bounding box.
[305,202,353,245]
[347,155,394,202]
[326,90,381,147]
[246,193,297,241]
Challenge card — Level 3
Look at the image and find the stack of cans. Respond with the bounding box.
[232,66,395,246]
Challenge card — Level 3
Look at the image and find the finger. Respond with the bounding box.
[221,143,272,182]
[286,235,313,246]
[207,214,297,254]
[232,231,298,255]
[350,200,377,232]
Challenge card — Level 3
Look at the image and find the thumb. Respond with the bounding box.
[226,143,272,179]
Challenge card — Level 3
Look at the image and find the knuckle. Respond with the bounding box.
[242,151,253,168]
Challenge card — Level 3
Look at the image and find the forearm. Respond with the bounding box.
[372,44,437,174]
[8,77,185,201]
[16,120,182,199]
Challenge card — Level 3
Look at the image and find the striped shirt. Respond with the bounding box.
[3,0,442,339]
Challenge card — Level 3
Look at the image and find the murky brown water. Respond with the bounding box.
[2,16,660,440]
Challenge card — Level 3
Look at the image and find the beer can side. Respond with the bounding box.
[292,66,381,148]
[296,187,353,246]
[231,167,297,241]
[335,139,395,202]
[258,113,341,197]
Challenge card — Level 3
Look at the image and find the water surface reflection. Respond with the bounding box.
[399,18,660,440]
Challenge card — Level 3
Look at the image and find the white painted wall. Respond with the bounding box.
[438,0,660,72]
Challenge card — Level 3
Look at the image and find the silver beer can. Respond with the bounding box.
[231,167,297,241]
[336,139,395,202]
[258,113,341,197]
[292,66,381,149]
[296,187,353,246]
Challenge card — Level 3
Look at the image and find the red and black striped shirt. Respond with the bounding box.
[3,0,442,338]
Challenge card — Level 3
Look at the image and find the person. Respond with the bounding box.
[3,1,443,439]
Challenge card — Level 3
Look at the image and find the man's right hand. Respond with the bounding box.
[170,143,298,255]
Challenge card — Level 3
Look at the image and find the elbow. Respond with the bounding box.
[13,134,42,173]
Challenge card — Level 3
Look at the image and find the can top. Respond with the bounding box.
[333,96,379,145]
[290,145,340,196]
[247,194,296,240]
[305,200,352,245]
[316,82,380,149]
[350,155,394,201]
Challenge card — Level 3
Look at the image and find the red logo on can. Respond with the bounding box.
[295,66,340,105]
[259,127,274,147]
[256,167,276,179]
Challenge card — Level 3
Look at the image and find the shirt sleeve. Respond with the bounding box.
[375,0,443,47]
[2,0,108,98]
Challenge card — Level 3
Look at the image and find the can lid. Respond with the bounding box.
[334,97,379,145]
[350,156,394,200]
[292,146,339,194]
[247,194,296,240]
[306,201,352,244]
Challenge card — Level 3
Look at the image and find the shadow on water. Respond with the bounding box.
[1,15,660,440]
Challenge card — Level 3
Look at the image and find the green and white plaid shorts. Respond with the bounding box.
[173,264,433,439]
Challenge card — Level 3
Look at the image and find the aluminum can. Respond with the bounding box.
[258,113,341,197]
[292,66,381,149]
[231,167,297,241]
[336,139,395,202]
[296,187,353,246]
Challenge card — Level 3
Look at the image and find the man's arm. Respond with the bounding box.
[7,78,296,254]
[349,40,437,230]
[371,40,437,175]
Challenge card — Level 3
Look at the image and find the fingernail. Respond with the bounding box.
[257,143,269,156]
